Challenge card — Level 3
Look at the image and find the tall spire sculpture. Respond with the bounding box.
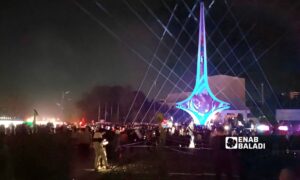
[176,2,230,125]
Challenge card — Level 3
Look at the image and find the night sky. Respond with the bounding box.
[0,0,299,117]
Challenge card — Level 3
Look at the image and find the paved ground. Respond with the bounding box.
[4,134,298,179]
[70,146,240,180]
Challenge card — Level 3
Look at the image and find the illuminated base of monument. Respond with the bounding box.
[176,78,230,126]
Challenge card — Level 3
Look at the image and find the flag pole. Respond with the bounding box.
[104,103,107,121]
[98,103,101,122]
[33,109,38,133]
[117,103,120,122]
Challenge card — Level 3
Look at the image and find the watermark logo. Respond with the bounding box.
[225,137,237,149]
[225,136,265,150]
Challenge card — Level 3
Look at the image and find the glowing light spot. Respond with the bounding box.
[224,125,230,131]
[278,125,288,131]
[257,124,270,131]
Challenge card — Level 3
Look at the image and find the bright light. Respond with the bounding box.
[162,119,172,128]
[278,125,288,131]
[238,121,244,126]
[211,113,218,121]
[102,139,109,146]
[65,91,70,94]
[171,127,175,135]
[167,121,173,127]
[0,116,12,120]
[26,116,63,127]
[0,120,23,128]
[257,124,270,131]
[224,125,230,131]
[26,116,34,122]
[189,141,195,148]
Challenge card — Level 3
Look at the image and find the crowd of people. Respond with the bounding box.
[0,121,299,179]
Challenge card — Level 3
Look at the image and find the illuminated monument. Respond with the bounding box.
[176,2,230,126]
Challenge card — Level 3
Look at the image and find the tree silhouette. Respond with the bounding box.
[77,85,150,123]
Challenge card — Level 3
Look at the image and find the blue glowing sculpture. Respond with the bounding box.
[176,2,230,126]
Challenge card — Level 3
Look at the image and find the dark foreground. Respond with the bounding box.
[1,134,300,180]
[72,146,299,180]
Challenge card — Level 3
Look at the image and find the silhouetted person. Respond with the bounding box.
[0,125,5,135]
[210,126,233,180]
[77,128,91,159]
[112,127,121,161]
[0,134,14,180]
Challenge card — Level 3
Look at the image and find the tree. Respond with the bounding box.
[77,85,150,123]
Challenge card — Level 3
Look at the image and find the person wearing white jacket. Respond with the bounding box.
[93,128,109,170]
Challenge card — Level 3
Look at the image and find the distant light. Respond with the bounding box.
[162,119,172,128]
[167,121,173,127]
[174,122,178,127]
[65,91,70,94]
[278,125,288,131]
[26,116,62,127]
[0,116,12,120]
[102,139,109,146]
[224,125,230,131]
[257,124,270,131]
[211,113,218,121]
[171,127,175,135]
[26,116,34,122]
[0,120,23,128]
[189,141,195,148]
[238,121,244,126]
[170,116,174,121]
